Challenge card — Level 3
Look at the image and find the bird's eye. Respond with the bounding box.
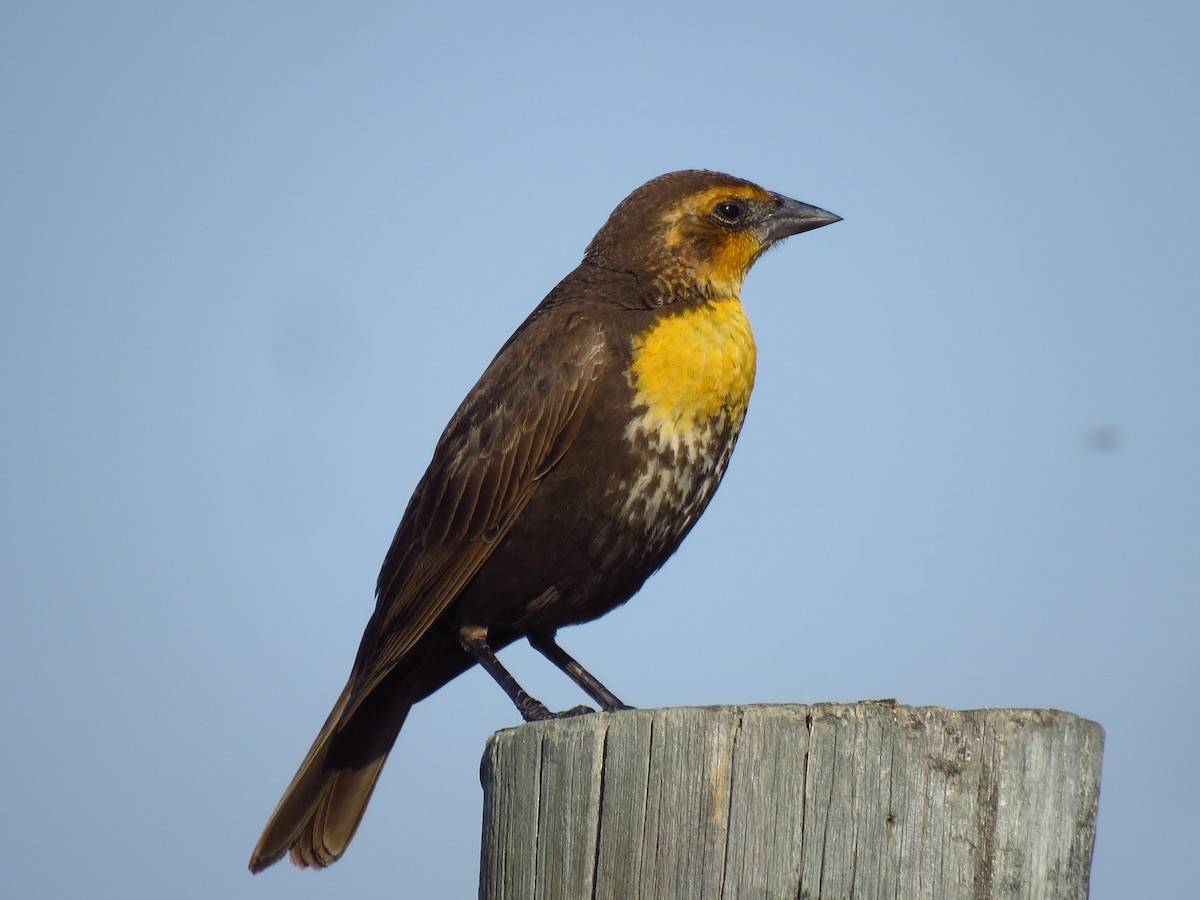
[712,201,745,225]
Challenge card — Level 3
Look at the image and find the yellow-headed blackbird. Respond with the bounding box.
[249,170,839,872]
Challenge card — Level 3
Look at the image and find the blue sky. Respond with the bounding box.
[2,3,1196,897]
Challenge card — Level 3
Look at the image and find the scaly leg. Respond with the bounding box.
[527,631,634,713]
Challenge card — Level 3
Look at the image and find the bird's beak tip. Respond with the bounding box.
[765,194,842,241]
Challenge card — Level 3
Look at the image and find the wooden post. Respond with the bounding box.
[479,703,1102,899]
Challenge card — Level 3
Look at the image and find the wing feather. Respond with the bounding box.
[342,312,611,718]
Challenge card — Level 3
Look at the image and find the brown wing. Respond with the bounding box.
[341,310,612,717]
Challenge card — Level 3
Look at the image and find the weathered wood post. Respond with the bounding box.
[479,703,1102,899]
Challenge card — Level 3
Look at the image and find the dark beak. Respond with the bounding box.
[763,193,842,241]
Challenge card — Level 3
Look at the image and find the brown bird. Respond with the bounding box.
[249,169,839,872]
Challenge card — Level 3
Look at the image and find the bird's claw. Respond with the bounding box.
[604,703,636,713]
[556,704,595,718]
[520,701,594,721]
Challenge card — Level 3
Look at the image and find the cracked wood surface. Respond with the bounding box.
[478,703,1102,899]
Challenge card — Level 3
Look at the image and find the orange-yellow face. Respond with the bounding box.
[660,184,778,297]
[626,186,779,439]
[612,174,836,441]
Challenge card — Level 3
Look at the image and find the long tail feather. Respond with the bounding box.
[249,677,414,872]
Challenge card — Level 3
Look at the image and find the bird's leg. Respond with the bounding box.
[527,631,634,713]
[457,625,592,722]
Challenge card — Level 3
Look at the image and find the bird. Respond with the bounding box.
[249,169,839,872]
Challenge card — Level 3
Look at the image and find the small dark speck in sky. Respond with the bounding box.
[1083,425,1121,453]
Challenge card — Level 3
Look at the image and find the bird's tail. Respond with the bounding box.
[248,675,414,872]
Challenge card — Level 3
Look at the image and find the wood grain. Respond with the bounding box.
[479,703,1102,899]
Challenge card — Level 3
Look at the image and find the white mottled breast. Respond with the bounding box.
[618,415,743,553]
[616,296,755,551]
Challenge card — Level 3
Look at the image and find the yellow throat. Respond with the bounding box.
[628,297,757,438]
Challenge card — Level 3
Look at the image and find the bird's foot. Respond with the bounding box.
[520,700,595,722]
[554,704,596,718]
[602,703,636,713]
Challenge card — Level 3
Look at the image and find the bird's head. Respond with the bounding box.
[584,170,840,301]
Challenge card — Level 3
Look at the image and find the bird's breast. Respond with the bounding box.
[618,297,757,549]
[626,297,756,436]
